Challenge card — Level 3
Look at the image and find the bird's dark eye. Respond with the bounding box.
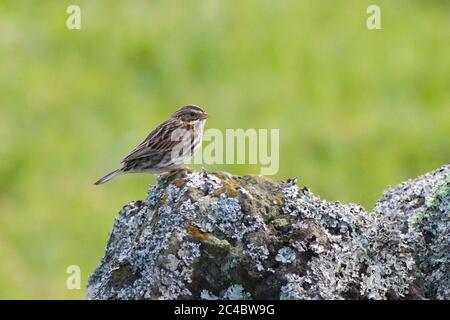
[190,112,195,117]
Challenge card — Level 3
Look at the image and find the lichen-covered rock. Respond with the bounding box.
[87,165,449,300]
[373,165,450,299]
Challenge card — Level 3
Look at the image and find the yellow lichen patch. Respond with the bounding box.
[212,179,241,198]
[248,174,270,183]
[187,226,209,241]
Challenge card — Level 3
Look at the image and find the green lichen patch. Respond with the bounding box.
[425,179,450,210]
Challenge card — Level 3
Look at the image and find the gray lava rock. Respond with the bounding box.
[87,165,449,300]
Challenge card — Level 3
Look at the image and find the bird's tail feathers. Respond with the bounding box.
[94,169,123,185]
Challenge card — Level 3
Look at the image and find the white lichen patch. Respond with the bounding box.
[275,247,296,264]
[223,284,252,300]
[280,273,311,300]
[200,289,220,300]
[200,285,252,300]
[244,243,269,271]
[185,171,222,194]
[193,192,265,242]
[292,221,309,230]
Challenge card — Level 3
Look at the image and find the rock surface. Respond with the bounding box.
[87,165,449,300]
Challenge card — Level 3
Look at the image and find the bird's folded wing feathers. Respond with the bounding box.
[121,121,185,163]
[122,140,182,163]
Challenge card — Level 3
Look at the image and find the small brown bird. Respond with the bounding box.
[95,105,209,185]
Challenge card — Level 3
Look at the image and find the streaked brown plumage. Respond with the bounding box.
[95,105,208,185]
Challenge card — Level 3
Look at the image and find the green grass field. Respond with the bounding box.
[0,0,449,299]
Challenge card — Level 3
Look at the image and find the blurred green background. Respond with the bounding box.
[0,0,449,299]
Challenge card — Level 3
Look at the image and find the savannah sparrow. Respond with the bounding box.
[94,105,209,185]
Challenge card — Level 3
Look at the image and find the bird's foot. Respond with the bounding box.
[160,167,193,179]
[180,166,194,173]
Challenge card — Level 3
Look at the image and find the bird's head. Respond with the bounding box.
[172,105,209,123]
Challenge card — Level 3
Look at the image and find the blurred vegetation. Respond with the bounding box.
[0,0,448,299]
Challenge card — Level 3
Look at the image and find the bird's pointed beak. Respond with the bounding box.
[201,112,209,119]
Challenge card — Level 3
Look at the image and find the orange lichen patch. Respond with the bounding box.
[173,178,186,188]
[187,226,209,241]
[274,193,284,204]
[212,180,241,198]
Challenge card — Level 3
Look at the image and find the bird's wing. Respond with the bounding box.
[121,119,186,163]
